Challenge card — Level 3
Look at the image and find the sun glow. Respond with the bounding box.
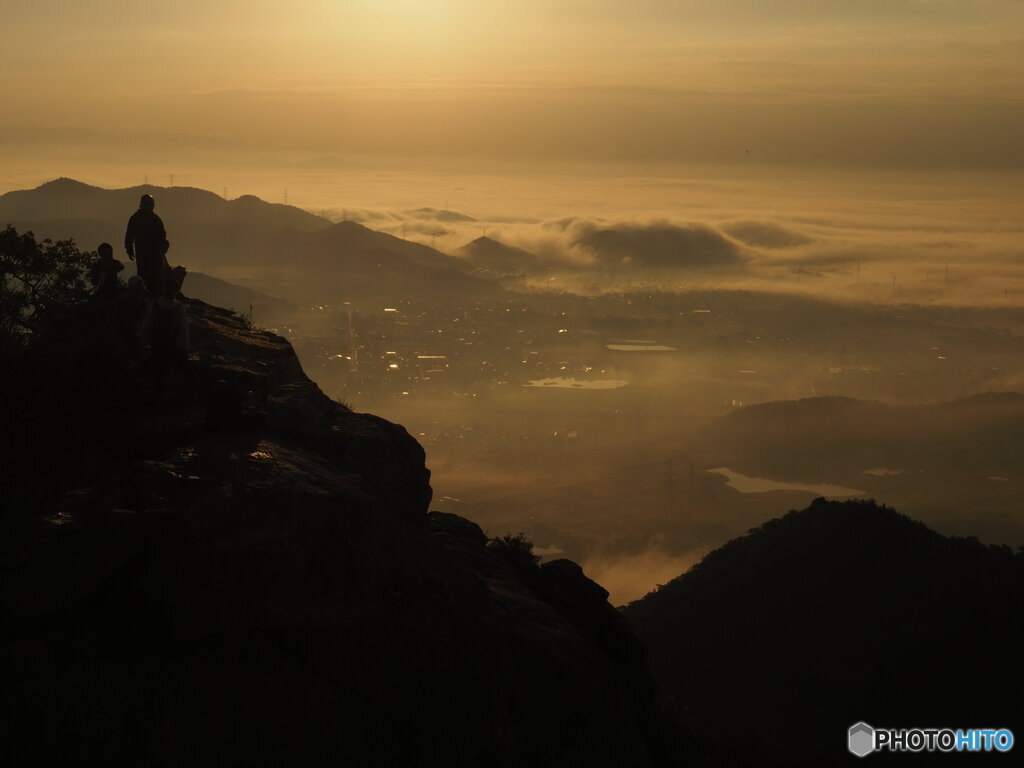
[339,0,474,33]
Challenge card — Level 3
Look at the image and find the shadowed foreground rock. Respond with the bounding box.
[0,299,680,766]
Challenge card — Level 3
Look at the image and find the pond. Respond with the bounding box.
[524,377,629,389]
[708,467,866,497]
[606,344,677,352]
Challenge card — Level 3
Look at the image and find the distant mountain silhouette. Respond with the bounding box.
[185,271,294,322]
[310,219,466,272]
[696,393,1024,479]
[457,235,539,276]
[624,498,1024,766]
[0,179,500,304]
[574,223,743,271]
[292,221,500,302]
[407,207,478,223]
[0,178,326,233]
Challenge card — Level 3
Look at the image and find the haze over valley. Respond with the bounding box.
[4,4,1024,764]
[4,175,1023,603]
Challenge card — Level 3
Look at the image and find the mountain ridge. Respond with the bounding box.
[0,178,500,304]
[457,235,538,276]
[623,497,1024,766]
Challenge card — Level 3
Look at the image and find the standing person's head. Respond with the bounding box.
[139,194,155,211]
[97,242,113,260]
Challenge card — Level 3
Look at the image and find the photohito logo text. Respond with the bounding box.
[848,723,1014,757]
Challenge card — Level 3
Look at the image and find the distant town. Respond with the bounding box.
[274,289,1024,408]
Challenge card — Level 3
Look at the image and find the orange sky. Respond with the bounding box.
[3,1,1022,171]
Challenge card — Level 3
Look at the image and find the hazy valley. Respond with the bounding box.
[6,2,1024,763]
[4,177,1023,603]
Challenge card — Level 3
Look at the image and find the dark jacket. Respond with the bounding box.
[124,209,166,258]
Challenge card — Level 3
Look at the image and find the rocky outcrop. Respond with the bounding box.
[0,299,678,766]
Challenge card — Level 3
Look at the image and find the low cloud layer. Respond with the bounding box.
[722,220,813,249]
[322,175,1024,307]
[1,156,1020,308]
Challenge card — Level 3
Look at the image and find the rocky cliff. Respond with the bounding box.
[0,299,678,766]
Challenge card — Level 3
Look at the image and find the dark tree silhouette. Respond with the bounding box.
[489,531,541,566]
[0,225,92,354]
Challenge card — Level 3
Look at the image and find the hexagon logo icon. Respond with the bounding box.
[848,722,876,758]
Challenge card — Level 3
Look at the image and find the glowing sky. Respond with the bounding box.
[3,0,1023,168]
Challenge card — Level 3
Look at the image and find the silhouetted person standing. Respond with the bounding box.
[124,194,167,299]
